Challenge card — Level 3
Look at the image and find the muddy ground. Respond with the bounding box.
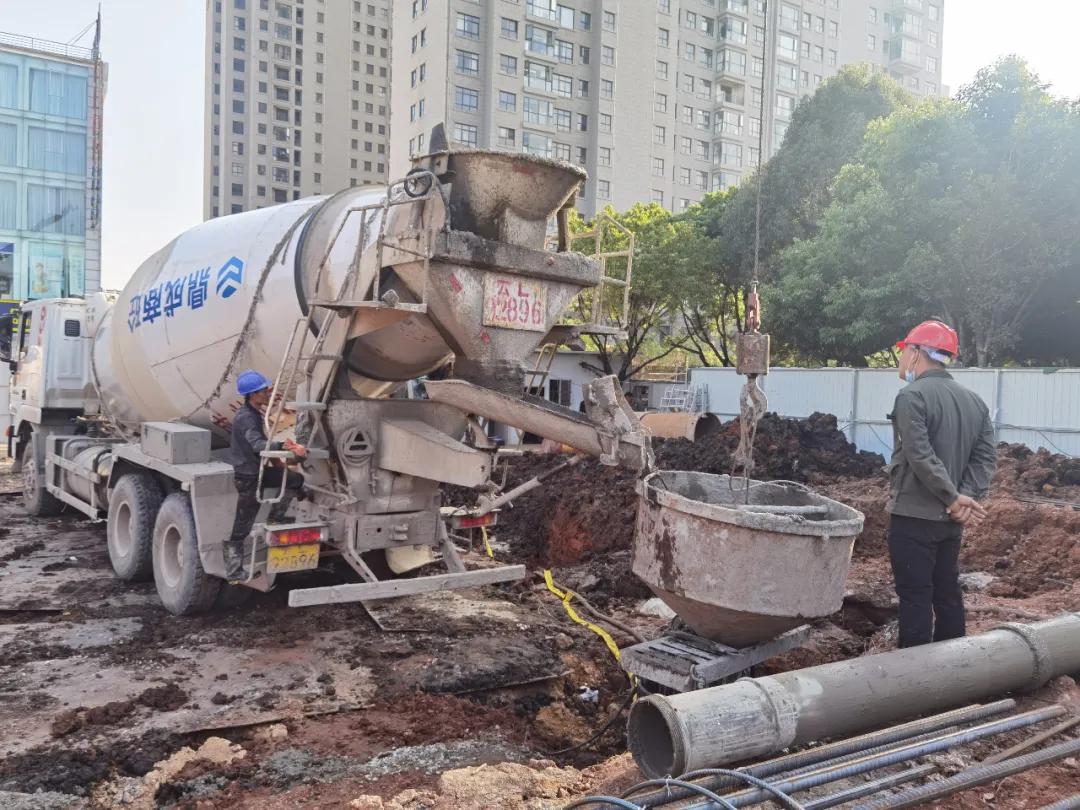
[1,415,1078,808]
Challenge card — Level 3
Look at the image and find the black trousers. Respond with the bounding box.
[887,514,966,648]
[228,469,304,546]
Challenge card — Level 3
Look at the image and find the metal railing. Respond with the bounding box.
[0,31,93,62]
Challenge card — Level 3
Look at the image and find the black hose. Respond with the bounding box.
[620,778,738,810]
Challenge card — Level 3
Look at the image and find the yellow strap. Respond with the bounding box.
[480,525,494,559]
[544,569,623,663]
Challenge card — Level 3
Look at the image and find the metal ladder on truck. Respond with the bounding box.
[256,171,440,507]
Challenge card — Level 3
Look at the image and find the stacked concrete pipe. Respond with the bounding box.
[628,612,1080,778]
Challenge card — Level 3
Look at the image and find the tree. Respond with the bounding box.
[566,203,687,380]
[766,57,1080,366]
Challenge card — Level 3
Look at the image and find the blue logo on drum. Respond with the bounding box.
[215,256,244,299]
[127,255,246,332]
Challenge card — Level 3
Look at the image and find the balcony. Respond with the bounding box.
[887,37,922,73]
[892,0,925,13]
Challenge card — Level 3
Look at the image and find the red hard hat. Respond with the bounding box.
[897,320,959,356]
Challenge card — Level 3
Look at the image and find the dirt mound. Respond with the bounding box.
[478,412,883,567]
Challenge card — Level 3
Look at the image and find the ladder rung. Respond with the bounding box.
[286,402,327,411]
[301,353,342,362]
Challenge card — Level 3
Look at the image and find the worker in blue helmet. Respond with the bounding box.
[224,369,307,579]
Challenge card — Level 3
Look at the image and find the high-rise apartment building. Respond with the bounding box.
[204,0,393,218]
[0,29,105,301]
[390,0,944,215]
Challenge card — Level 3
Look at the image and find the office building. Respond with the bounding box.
[204,0,393,218]
[390,0,944,215]
[0,29,106,300]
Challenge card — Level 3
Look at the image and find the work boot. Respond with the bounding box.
[223,541,246,581]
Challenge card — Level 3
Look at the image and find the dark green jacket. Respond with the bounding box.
[888,369,997,521]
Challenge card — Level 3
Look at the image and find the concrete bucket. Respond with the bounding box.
[633,471,865,647]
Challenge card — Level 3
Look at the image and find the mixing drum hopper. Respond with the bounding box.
[633,471,864,647]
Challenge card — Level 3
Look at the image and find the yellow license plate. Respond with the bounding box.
[266,543,320,574]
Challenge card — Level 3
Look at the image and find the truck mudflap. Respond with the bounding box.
[285,565,527,607]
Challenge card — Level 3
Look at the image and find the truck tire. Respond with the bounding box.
[152,492,221,615]
[22,433,62,517]
[107,474,162,582]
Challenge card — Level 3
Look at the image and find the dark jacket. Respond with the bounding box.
[229,402,282,480]
[888,369,997,521]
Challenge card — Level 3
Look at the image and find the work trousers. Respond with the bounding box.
[228,469,305,547]
[887,514,966,648]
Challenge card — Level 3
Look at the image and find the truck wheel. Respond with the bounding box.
[107,474,162,582]
[22,433,62,517]
[152,492,221,615]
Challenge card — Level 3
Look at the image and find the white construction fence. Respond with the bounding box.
[690,367,1080,458]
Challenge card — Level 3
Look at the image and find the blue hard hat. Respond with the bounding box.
[237,369,273,396]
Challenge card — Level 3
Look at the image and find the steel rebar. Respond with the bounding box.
[982,715,1080,765]
[680,705,1065,809]
[850,736,1080,810]
[801,764,937,810]
[1038,795,1080,810]
[627,699,1015,808]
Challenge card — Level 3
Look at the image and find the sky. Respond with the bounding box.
[4,0,1080,291]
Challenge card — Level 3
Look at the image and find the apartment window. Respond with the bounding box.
[554,142,571,161]
[699,78,712,100]
[499,90,517,111]
[695,142,709,161]
[599,147,612,167]
[828,20,839,37]
[695,170,708,191]
[656,60,669,79]
[523,132,553,158]
[597,179,611,199]
[682,74,695,93]
[720,49,747,75]
[928,4,939,21]
[558,5,575,28]
[453,123,478,147]
[926,81,938,95]
[498,126,516,147]
[652,157,664,177]
[231,162,244,177]
[926,55,938,72]
[814,45,824,62]
[780,4,799,29]
[456,50,480,75]
[814,15,825,33]
[658,28,669,47]
[828,49,837,65]
[697,109,711,129]
[721,17,747,44]
[457,13,481,39]
[233,36,247,52]
[720,141,742,166]
[579,79,589,97]
[867,34,876,50]
[777,33,797,61]
[778,63,798,89]
[776,93,796,119]
[527,0,558,21]
[554,74,573,97]
[680,136,692,156]
[685,10,697,29]
[929,30,939,47]
[651,189,664,205]
[679,167,691,185]
[500,54,518,75]
[684,42,696,63]
[869,6,877,23]
[526,24,555,56]
[580,45,590,64]
[579,114,590,132]
[655,93,668,113]
[580,11,591,30]
[232,121,244,134]
[801,69,810,87]
[454,86,479,112]
[524,96,553,126]
[555,107,572,131]
[681,105,693,125]
[718,110,742,135]
[752,56,764,78]
[801,41,811,58]
[501,17,518,38]
[601,79,614,100]
[802,11,812,28]
[526,61,552,90]
[557,40,573,63]
[659,0,670,12]
[701,48,714,69]
[654,126,666,145]
[601,46,615,66]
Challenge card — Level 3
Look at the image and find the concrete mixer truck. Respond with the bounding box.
[4,147,652,615]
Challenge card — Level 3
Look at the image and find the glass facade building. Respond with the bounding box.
[0,33,105,302]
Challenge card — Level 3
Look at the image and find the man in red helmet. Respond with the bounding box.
[888,320,997,648]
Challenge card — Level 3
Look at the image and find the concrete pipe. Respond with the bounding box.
[637,412,720,442]
[628,612,1080,778]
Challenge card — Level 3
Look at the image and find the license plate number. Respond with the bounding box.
[267,543,320,574]
[483,275,547,332]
